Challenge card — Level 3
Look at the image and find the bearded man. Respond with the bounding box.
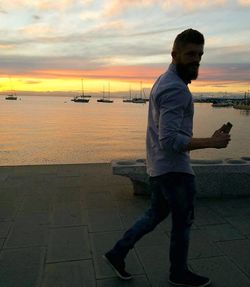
[103,29,231,287]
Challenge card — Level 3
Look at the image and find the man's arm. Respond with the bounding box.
[185,127,231,151]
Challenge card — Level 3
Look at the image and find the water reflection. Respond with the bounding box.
[240,110,250,116]
[1,98,250,165]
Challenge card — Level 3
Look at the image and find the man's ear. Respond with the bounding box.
[171,51,177,60]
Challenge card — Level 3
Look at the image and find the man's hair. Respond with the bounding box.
[172,29,204,52]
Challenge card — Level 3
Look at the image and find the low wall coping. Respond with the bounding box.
[112,157,250,198]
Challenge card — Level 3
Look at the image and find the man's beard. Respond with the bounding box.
[176,62,200,83]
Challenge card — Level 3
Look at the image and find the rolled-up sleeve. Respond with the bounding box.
[157,86,191,153]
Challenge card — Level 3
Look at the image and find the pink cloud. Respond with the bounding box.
[238,0,250,6]
[161,0,226,12]
[104,0,155,17]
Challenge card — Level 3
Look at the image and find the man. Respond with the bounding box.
[103,29,231,287]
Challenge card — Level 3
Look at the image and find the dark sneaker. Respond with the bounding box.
[103,252,132,280]
[169,270,211,287]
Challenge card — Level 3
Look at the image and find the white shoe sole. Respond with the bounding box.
[102,255,132,280]
[168,278,211,287]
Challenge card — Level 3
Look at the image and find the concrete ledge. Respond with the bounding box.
[112,158,250,198]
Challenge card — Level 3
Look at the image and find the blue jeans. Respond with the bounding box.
[109,172,196,275]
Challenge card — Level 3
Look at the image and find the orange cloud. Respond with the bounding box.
[238,0,250,6]
[161,0,225,11]
[104,0,154,17]
[0,44,15,49]
[19,23,55,37]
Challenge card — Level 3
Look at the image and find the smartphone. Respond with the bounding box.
[221,122,233,134]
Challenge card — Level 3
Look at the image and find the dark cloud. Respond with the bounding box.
[200,63,250,82]
[32,15,41,20]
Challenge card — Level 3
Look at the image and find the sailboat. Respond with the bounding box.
[123,86,133,103]
[5,94,17,100]
[97,83,113,103]
[132,82,147,104]
[5,78,18,100]
[71,79,90,103]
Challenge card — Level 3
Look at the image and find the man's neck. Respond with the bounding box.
[171,62,190,85]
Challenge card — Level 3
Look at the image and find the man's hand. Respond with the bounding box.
[211,126,231,149]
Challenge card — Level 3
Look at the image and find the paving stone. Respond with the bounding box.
[1,176,26,188]
[21,185,50,198]
[90,231,144,279]
[109,184,134,201]
[12,165,58,175]
[1,164,250,287]
[198,223,245,242]
[51,201,84,227]
[82,192,117,209]
[0,247,45,287]
[57,168,82,177]
[47,226,91,263]
[87,208,123,232]
[225,215,250,235]
[0,238,5,249]
[42,260,96,287]
[0,187,25,202]
[135,225,170,249]
[119,212,145,230]
[15,211,50,225]
[0,221,11,237]
[96,275,151,287]
[217,239,250,277]
[136,244,170,287]
[116,201,147,218]
[190,256,250,287]
[195,205,227,226]
[0,173,8,183]
[79,175,123,187]
[4,222,49,248]
[21,195,52,213]
[208,198,250,218]
[189,229,223,259]
[53,186,82,203]
[0,201,19,221]
[80,183,114,194]
[54,176,82,188]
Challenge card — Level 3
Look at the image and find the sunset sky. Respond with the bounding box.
[0,0,250,95]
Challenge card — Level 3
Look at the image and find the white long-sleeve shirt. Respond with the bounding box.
[146,63,194,177]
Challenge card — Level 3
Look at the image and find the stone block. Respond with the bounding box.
[198,223,245,242]
[97,276,151,287]
[190,256,250,287]
[217,239,250,277]
[4,223,49,248]
[42,260,96,287]
[0,247,45,287]
[87,208,123,232]
[112,158,250,198]
[47,226,91,263]
[51,201,83,227]
[136,244,170,287]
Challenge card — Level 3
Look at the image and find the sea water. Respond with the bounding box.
[0,95,249,166]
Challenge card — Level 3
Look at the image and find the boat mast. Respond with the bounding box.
[81,78,84,97]
[103,84,105,99]
[140,81,142,99]
[108,81,110,99]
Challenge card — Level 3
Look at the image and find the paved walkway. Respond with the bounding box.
[0,163,250,287]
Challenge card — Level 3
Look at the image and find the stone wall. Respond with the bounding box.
[112,158,250,198]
